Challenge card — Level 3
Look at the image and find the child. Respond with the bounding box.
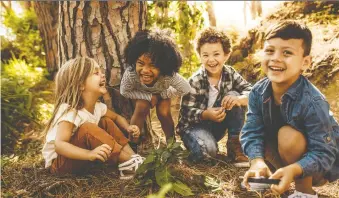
[176,27,252,167]
[120,29,191,145]
[241,21,339,197]
[42,57,144,179]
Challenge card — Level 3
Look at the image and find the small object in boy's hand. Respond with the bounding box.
[239,176,280,191]
[247,177,280,185]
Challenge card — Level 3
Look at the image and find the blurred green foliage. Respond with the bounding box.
[1,58,42,151]
[1,7,46,70]
[147,1,205,78]
[1,6,52,153]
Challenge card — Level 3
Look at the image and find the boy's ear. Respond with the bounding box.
[302,55,312,70]
[224,52,231,62]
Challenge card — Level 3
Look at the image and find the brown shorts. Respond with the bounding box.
[264,138,327,187]
[50,117,129,174]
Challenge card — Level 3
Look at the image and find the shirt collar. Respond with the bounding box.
[261,75,303,101]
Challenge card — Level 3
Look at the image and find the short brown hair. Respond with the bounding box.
[265,21,312,56]
[196,27,231,54]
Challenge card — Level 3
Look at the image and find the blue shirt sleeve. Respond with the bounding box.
[240,89,266,160]
[296,98,338,178]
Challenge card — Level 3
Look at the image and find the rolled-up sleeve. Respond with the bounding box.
[297,99,338,178]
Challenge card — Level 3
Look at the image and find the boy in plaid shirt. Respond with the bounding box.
[176,27,252,167]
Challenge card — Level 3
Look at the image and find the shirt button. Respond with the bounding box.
[327,137,331,142]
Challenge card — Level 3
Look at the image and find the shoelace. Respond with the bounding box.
[118,154,145,170]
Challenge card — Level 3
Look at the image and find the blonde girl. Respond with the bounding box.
[42,57,144,179]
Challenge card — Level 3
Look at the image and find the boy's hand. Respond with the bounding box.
[269,164,303,195]
[222,95,242,110]
[127,125,140,141]
[242,158,272,189]
[150,94,159,108]
[202,107,226,122]
[88,144,112,162]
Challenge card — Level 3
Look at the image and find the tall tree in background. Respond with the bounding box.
[57,1,146,119]
[34,2,59,76]
[206,1,216,27]
[243,1,262,26]
[147,1,204,78]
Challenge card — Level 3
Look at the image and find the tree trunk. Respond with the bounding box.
[57,1,158,145]
[58,1,146,115]
[206,1,216,27]
[34,2,59,77]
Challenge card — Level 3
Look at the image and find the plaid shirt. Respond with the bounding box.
[176,65,252,134]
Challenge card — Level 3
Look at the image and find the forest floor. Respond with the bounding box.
[2,2,339,197]
[1,92,339,198]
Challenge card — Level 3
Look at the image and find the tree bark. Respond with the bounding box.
[58,1,146,117]
[34,2,59,77]
[206,1,216,27]
[57,1,159,145]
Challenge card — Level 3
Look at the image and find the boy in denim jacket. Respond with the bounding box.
[241,21,339,198]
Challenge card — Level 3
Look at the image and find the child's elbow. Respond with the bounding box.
[120,88,128,97]
[54,140,63,154]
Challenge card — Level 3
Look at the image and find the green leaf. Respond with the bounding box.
[143,153,156,164]
[172,180,194,196]
[161,150,171,164]
[171,142,181,150]
[155,167,171,187]
[136,161,155,175]
[146,183,173,198]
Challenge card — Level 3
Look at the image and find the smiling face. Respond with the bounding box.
[200,42,230,78]
[83,66,106,96]
[262,38,311,87]
[135,54,160,86]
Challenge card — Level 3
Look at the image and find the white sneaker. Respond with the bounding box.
[288,190,318,198]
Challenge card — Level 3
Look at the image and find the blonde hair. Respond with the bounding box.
[44,57,99,134]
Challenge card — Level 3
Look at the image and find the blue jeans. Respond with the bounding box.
[181,106,245,162]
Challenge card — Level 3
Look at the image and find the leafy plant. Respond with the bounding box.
[146,183,172,198]
[136,140,194,196]
[1,6,46,70]
[1,58,49,153]
[147,2,205,78]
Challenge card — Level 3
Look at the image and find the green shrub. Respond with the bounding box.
[1,7,46,70]
[1,58,46,152]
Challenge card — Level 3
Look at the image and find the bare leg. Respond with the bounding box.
[118,144,136,162]
[130,99,151,135]
[278,126,315,195]
[156,98,175,143]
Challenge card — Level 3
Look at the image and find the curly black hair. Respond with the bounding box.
[124,28,182,76]
[196,27,231,55]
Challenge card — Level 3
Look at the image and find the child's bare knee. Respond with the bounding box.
[134,100,151,116]
[278,125,306,155]
[156,108,171,120]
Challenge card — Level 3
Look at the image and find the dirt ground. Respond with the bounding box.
[2,84,339,198]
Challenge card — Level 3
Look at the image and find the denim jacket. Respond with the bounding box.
[241,76,339,181]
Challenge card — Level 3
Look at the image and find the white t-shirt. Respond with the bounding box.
[42,102,107,168]
[207,79,222,108]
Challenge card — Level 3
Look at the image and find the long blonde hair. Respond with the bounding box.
[44,57,99,134]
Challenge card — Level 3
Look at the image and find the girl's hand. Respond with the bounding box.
[127,125,140,140]
[88,144,112,162]
[242,158,272,189]
[222,95,242,110]
[202,107,226,122]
